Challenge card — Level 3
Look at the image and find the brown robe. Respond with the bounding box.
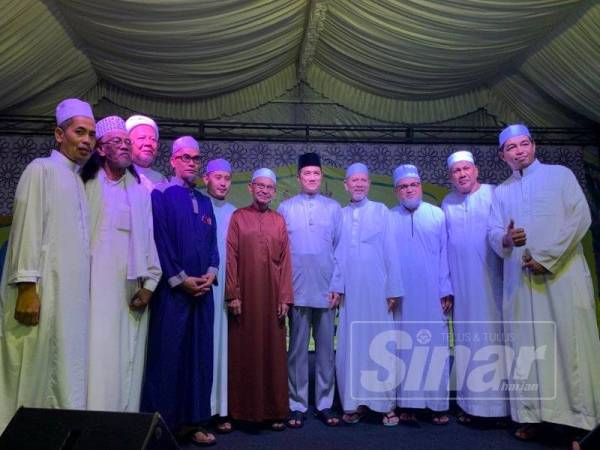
[226,204,293,422]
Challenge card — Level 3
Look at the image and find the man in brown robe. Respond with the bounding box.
[226,167,293,431]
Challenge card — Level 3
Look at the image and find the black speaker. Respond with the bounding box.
[0,407,180,450]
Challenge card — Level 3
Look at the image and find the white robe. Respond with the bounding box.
[0,151,91,431]
[390,201,453,411]
[488,159,600,430]
[335,199,404,413]
[86,169,161,412]
[442,184,509,417]
[135,165,167,193]
[209,196,236,417]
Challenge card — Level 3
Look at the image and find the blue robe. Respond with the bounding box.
[141,178,218,431]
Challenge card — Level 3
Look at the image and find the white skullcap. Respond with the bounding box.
[345,162,369,178]
[252,168,276,183]
[393,164,420,186]
[55,98,94,125]
[499,124,531,147]
[206,158,232,174]
[172,136,199,155]
[96,116,126,140]
[447,150,475,169]
[125,115,159,138]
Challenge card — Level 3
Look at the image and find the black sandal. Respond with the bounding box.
[286,410,304,429]
[316,408,340,427]
[190,427,217,447]
[214,416,233,434]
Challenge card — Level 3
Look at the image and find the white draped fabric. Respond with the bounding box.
[1,1,599,126]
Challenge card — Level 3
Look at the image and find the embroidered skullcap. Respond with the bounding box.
[95,116,127,140]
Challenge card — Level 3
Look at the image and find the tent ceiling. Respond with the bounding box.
[1,0,599,126]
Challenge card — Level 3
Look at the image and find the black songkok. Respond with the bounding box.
[298,152,321,172]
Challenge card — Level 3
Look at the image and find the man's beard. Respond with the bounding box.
[401,197,421,210]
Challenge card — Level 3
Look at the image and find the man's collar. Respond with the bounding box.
[514,159,541,178]
[50,149,80,173]
[349,197,368,207]
[300,192,319,200]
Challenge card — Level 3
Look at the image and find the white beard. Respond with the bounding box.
[401,197,421,210]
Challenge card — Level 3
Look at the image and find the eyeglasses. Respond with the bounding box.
[252,182,275,192]
[102,137,132,146]
[397,182,421,191]
[175,154,202,164]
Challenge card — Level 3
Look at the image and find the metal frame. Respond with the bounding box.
[1,116,598,145]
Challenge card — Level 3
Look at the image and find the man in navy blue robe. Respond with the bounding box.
[141,136,219,446]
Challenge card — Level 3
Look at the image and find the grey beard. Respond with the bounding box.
[401,197,421,210]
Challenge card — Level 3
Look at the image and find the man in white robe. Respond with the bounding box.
[278,152,342,428]
[126,114,167,191]
[488,124,600,440]
[202,158,236,433]
[82,116,161,412]
[390,164,453,425]
[0,99,96,431]
[441,151,508,424]
[335,163,403,427]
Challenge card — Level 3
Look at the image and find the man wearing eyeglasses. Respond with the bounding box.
[488,124,600,441]
[0,99,95,432]
[226,168,293,431]
[125,114,167,191]
[441,151,508,426]
[141,136,219,447]
[81,116,161,413]
[390,164,453,426]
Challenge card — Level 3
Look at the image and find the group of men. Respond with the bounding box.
[0,98,599,447]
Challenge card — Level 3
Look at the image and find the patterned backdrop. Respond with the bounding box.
[0,135,590,215]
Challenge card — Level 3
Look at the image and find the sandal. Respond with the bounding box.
[215,416,233,434]
[398,411,419,427]
[342,406,366,424]
[191,427,217,447]
[431,412,450,426]
[382,411,400,427]
[271,421,286,432]
[286,410,304,429]
[457,411,473,426]
[515,423,543,441]
[316,408,340,427]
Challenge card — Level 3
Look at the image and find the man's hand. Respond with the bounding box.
[522,252,549,275]
[440,295,453,314]
[15,282,40,326]
[195,272,216,296]
[180,277,205,296]
[277,303,289,319]
[502,219,526,248]
[328,292,341,309]
[386,297,400,313]
[228,298,242,316]
[130,287,152,311]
